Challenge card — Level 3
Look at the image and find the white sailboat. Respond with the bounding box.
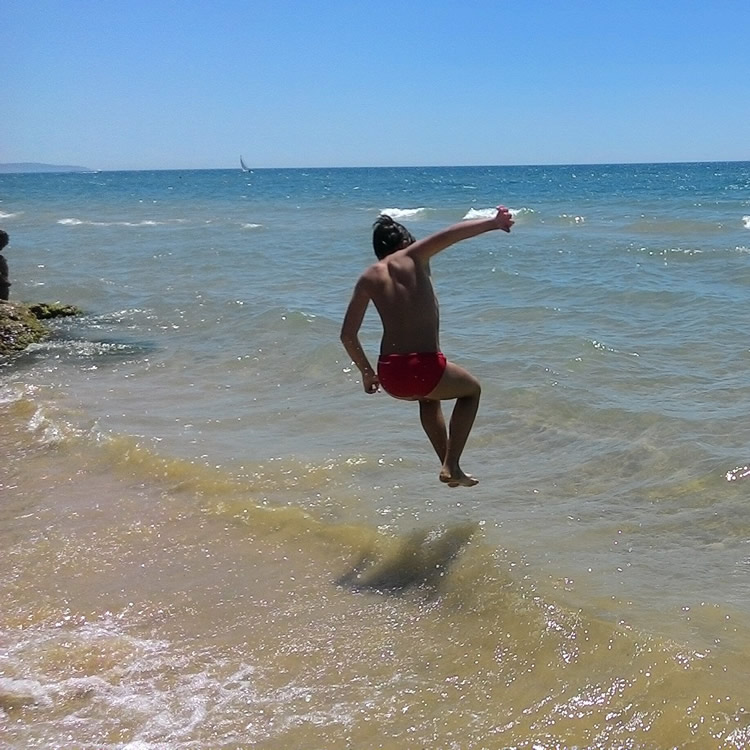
[240,156,251,172]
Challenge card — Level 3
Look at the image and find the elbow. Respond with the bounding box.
[340,321,357,344]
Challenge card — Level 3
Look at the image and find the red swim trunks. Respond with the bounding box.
[377,352,447,399]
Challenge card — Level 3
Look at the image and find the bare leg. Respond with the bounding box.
[418,398,447,462]
[424,362,481,487]
[442,394,480,486]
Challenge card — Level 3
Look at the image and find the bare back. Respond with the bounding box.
[341,207,514,486]
[363,251,440,355]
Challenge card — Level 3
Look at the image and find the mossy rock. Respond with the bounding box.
[27,302,82,319]
[0,301,82,356]
[0,302,48,355]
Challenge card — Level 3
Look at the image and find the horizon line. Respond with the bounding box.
[2,158,749,175]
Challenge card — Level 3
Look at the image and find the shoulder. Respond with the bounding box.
[350,264,379,299]
[360,260,390,285]
[387,249,425,279]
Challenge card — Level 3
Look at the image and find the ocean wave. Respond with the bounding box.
[87,308,150,324]
[30,337,152,358]
[0,677,53,711]
[241,223,263,229]
[58,218,181,227]
[463,206,535,222]
[743,215,750,229]
[378,207,429,220]
[0,614,177,734]
[463,207,495,219]
[460,206,584,226]
[558,213,585,224]
[0,211,20,219]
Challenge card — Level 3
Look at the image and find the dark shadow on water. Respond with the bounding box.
[336,522,477,594]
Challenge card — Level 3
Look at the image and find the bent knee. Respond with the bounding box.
[460,370,481,396]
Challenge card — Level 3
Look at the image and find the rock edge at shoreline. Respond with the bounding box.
[0,301,82,356]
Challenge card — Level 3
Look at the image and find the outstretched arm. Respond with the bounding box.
[340,277,379,394]
[406,205,514,262]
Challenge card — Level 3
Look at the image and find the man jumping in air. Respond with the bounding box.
[341,206,514,486]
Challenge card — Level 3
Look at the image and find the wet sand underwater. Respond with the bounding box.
[3,396,750,748]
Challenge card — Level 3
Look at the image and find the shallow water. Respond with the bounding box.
[2,163,750,747]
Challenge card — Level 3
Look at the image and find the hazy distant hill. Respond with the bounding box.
[0,162,93,174]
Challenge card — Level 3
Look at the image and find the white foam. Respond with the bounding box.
[742,215,750,229]
[463,208,494,219]
[379,207,428,219]
[0,677,53,711]
[463,206,532,220]
[559,213,585,224]
[241,223,263,229]
[0,211,19,219]
[58,218,170,227]
[1,614,187,739]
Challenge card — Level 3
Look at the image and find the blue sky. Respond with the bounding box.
[3,0,748,170]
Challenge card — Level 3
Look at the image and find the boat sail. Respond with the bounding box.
[240,156,251,172]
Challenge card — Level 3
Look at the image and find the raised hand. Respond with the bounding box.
[495,205,514,233]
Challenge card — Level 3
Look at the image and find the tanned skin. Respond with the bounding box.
[341,206,514,486]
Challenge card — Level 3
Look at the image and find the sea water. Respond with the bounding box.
[1,163,750,747]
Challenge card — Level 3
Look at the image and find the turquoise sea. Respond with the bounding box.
[1,162,750,747]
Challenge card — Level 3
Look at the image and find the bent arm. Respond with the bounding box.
[340,279,379,393]
[407,205,513,262]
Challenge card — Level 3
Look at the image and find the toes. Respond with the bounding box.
[440,472,477,487]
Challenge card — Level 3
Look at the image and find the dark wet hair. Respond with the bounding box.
[0,230,8,250]
[372,215,415,260]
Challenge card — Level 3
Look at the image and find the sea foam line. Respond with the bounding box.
[463,207,534,221]
[378,207,428,219]
[58,218,185,227]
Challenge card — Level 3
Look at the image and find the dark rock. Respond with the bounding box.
[27,302,82,319]
[0,301,82,356]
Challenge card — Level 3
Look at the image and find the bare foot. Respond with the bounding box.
[439,469,479,487]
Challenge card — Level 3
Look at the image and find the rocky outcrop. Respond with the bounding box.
[0,301,81,356]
